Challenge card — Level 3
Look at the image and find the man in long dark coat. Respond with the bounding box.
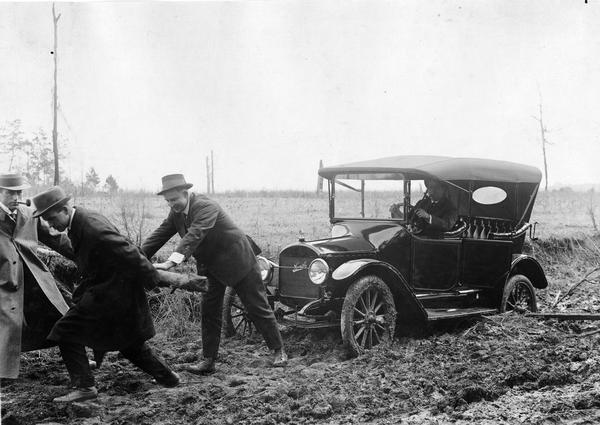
[142,174,287,374]
[0,174,73,379]
[32,186,179,402]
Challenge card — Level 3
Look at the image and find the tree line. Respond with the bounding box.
[1,119,119,195]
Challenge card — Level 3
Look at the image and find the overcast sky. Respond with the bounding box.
[1,1,599,191]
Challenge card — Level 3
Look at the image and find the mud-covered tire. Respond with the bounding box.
[341,275,397,357]
[500,274,538,313]
[221,287,255,338]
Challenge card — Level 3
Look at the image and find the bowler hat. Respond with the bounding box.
[0,174,31,191]
[157,174,193,195]
[32,186,71,218]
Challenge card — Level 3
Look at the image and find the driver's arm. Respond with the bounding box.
[428,203,458,232]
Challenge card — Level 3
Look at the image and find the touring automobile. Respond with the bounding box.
[223,155,547,355]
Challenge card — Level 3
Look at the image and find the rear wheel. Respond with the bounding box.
[500,274,537,313]
[341,275,397,357]
[222,287,255,338]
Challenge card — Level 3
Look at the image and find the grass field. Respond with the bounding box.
[69,188,600,258]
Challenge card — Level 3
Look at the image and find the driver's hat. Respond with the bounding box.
[424,178,445,190]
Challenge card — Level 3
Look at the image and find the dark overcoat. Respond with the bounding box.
[48,207,159,351]
[0,205,72,378]
[142,193,256,287]
[411,196,458,236]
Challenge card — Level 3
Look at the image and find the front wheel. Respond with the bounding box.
[341,275,397,357]
[221,287,255,338]
[500,274,538,313]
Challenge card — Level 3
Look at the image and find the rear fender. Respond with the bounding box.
[332,259,426,322]
[507,255,548,289]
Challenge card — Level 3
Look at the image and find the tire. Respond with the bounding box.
[221,287,255,338]
[341,275,397,357]
[500,274,538,313]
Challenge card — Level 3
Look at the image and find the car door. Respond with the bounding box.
[461,238,513,287]
[411,236,461,290]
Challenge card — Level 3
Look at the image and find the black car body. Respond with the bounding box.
[233,156,548,355]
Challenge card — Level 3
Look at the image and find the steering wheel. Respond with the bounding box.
[390,203,424,234]
[407,206,427,235]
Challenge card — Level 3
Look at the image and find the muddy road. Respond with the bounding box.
[2,239,600,425]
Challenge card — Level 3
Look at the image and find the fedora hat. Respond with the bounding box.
[157,174,193,195]
[0,173,31,191]
[32,186,71,218]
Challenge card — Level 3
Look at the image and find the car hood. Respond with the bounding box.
[289,221,406,255]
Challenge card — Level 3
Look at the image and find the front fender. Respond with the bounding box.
[332,259,382,281]
[508,255,548,289]
[331,259,427,323]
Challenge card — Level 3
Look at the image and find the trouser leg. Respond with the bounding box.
[234,267,283,351]
[201,277,226,359]
[58,342,95,388]
[120,341,174,384]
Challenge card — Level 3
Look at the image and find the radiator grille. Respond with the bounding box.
[278,255,320,299]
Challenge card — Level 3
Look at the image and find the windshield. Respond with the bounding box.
[331,172,407,220]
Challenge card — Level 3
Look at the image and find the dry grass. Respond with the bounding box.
[60,190,600,334]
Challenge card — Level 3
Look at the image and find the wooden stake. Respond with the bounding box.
[206,156,210,193]
[52,3,61,185]
[211,150,215,194]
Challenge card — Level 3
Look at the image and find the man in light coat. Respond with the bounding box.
[0,174,73,380]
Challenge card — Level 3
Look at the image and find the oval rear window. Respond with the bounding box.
[472,186,507,205]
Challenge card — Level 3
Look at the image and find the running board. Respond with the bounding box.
[416,289,483,301]
[426,307,498,321]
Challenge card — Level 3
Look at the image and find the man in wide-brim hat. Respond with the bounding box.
[0,174,74,380]
[32,186,180,402]
[142,173,288,374]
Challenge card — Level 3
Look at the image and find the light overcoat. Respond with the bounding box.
[0,205,72,379]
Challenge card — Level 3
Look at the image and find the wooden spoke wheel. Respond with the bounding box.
[222,287,255,338]
[341,275,397,357]
[501,274,538,313]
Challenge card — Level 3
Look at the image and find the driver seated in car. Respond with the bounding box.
[390,178,458,237]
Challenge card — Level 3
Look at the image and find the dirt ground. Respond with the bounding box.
[2,231,600,424]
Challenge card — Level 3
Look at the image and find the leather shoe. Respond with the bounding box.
[154,371,180,388]
[272,349,288,367]
[185,358,216,375]
[53,386,98,403]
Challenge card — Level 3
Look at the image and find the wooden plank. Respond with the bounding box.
[526,312,600,321]
[156,270,208,293]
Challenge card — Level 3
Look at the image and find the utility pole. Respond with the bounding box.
[210,150,215,194]
[206,156,210,193]
[52,3,61,185]
[316,159,324,194]
[532,90,552,192]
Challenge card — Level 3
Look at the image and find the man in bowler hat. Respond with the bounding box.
[142,174,287,374]
[32,186,179,402]
[0,174,73,380]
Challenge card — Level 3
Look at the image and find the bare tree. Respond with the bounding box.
[532,90,553,191]
[51,3,61,185]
